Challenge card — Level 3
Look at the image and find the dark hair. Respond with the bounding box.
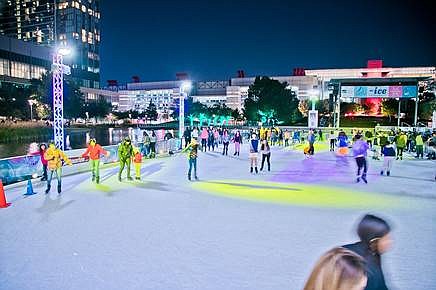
[39,143,47,151]
[357,214,391,246]
[355,134,362,140]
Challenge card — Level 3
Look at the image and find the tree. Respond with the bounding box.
[145,101,158,122]
[243,76,300,124]
[231,108,243,121]
[381,99,398,121]
[0,83,31,119]
[63,80,86,119]
[419,100,436,120]
[87,98,112,119]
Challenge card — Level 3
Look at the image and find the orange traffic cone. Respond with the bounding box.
[0,180,11,208]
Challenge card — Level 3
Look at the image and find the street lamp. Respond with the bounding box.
[308,89,319,128]
[28,99,37,121]
[179,81,192,140]
[52,46,71,150]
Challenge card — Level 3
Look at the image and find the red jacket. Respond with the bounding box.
[40,149,48,165]
[81,144,108,160]
[133,152,142,163]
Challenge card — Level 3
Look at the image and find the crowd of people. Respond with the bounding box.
[32,125,426,290]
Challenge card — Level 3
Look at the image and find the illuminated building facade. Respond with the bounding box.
[0,0,101,89]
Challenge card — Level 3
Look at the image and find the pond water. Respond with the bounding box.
[0,127,177,159]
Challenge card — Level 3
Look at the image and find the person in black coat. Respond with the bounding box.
[343,214,393,290]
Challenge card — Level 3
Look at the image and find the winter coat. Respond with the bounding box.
[382,145,396,157]
[260,144,270,155]
[308,133,315,144]
[44,148,72,170]
[222,134,230,143]
[338,135,348,148]
[144,136,151,145]
[415,135,424,146]
[234,134,242,143]
[182,142,199,159]
[200,129,208,139]
[118,141,134,160]
[352,139,369,157]
[343,242,389,290]
[396,134,407,148]
[40,149,48,165]
[81,144,108,160]
[133,152,142,163]
[250,139,259,153]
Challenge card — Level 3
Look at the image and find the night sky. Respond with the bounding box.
[100,0,436,84]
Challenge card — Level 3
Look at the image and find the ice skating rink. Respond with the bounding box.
[1,144,435,290]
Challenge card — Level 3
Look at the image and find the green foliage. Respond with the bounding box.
[145,101,158,121]
[86,98,112,118]
[243,76,300,124]
[419,100,436,120]
[63,80,86,119]
[0,83,31,119]
[381,99,398,118]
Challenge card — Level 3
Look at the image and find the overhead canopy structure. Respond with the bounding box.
[329,76,432,127]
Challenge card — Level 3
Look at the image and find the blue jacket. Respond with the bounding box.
[382,145,396,156]
[250,139,259,153]
[338,135,348,147]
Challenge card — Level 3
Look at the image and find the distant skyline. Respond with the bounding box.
[100,0,436,84]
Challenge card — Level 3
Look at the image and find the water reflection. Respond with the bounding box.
[0,127,180,158]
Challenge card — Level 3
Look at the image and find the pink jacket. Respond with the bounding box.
[200,129,208,139]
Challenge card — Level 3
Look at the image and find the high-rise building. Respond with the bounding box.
[0,0,101,89]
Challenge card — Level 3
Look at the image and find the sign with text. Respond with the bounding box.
[340,86,417,98]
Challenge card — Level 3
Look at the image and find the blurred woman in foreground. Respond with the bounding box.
[304,247,367,290]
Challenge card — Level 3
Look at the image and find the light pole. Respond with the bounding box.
[308,89,319,128]
[52,47,71,150]
[28,99,36,121]
[396,98,401,127]
[179,81,192,140]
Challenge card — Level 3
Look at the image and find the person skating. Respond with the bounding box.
[415,133,424,159]
[149,130,157,158]
[200,127,208,152]
[207,128,215,151]
[44,141,72,194]
[395,131,407,160]
[284,129,290,147]
[381,141,396,176]
[249,133,260,173]
[352,134,369,183]
[183,127,191,148]
[142,131,151,157]
[343,214,392,290]
[213,128,219,148]
[133,147,142,180]
[328,130,336,151]
[307,129,315,156]
[118,137,134,181]
[39,143,48,181]
[222,129,230,155]
[303,247,367,290]
[337,130,349,164]
[233,130,242,156]
[259,139,271,171]
[81,138,110,184]
[182,138,199,181]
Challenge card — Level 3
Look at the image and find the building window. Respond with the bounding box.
[81,29,87,42]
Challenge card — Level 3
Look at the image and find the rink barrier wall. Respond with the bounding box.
[0,139,181,186]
